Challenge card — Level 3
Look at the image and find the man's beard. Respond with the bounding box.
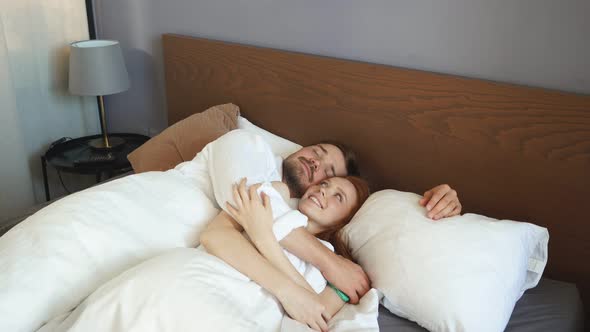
[282,157,308,198]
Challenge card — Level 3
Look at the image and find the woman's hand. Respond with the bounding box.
[276,282,331,332]
[226,178,274,239]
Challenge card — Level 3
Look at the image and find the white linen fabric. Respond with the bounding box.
[42,208,334,332]
[176,129,307,241]
[343,189,549,332]
[42,248,377,332]
[0,130,296,332]
[0,171,220,332]
[46,248,286,332]
[0,128,375,332]
[237,115,302,159]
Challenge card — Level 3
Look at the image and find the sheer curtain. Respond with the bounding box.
[0,0,99,221]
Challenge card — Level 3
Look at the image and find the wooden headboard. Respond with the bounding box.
[162,33,590,318]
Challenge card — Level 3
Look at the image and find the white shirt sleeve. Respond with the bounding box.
[255,183,308,242]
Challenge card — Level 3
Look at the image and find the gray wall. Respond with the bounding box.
[94,0,590,134]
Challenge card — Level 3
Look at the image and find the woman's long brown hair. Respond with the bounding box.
[315,176,370,261]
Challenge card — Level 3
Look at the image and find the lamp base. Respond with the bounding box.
[89,136,125,150]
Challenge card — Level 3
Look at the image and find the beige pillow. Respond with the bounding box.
[128,103,239,172]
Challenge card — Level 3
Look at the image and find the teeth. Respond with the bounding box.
[310,196,321,208]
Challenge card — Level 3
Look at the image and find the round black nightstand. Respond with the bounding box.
[41,133,149,201]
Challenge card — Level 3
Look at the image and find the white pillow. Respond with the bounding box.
[343,189,549,332]
[237,116,302,158]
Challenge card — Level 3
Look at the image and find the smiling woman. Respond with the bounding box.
[306,176,371,261]
[302,178,359,233]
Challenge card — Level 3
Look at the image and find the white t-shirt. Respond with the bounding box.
[249,182,333,293]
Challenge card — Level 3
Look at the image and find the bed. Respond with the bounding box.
[161,34,588,330]
[1,33,587,331]
[2,198,583,331]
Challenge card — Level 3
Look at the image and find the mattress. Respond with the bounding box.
[378,278,584,332]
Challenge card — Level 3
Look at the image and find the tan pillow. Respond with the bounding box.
[128,103,239,173]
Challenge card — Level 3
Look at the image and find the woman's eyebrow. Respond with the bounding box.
[319,145,328,154]
[337,186,347,201]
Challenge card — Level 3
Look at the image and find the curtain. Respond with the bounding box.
[0,0,99,221]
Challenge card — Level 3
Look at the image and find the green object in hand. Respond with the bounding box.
[327,282,350,303]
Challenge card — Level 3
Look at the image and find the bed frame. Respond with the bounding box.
[162,33,590,321]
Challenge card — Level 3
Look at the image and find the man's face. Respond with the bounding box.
[283,144,347,198]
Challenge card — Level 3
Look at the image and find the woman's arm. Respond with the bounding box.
[319,287,346,318]
[225,180,315,292]
[200,211,330,331]
[200,212,283,295]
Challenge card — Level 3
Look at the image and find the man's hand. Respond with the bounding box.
[276,282,331,332]
[322,255,370,304]
[419,184,462,220]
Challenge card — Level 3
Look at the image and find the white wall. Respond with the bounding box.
[0,1,99,221]
[94,0,590,135]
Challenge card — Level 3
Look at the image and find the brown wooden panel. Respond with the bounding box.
[162,34,590,321]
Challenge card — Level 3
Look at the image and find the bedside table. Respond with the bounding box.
[41,133,149,201]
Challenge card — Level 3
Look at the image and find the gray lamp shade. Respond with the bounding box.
[68,40,130,96]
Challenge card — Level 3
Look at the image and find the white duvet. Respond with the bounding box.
[0,170,219,332]
[39,248,380,332]
[0,129,379,332]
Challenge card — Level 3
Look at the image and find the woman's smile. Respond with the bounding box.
[309,194,323,209]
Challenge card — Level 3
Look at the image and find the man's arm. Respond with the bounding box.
[419,184,462,220]
[280,227,370,304]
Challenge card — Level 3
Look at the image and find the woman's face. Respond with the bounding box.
[298,177,358,234]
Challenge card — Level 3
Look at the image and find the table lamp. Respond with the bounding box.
[69,40,129,149]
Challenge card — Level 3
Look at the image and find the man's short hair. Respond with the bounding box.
[318,140,360,177]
